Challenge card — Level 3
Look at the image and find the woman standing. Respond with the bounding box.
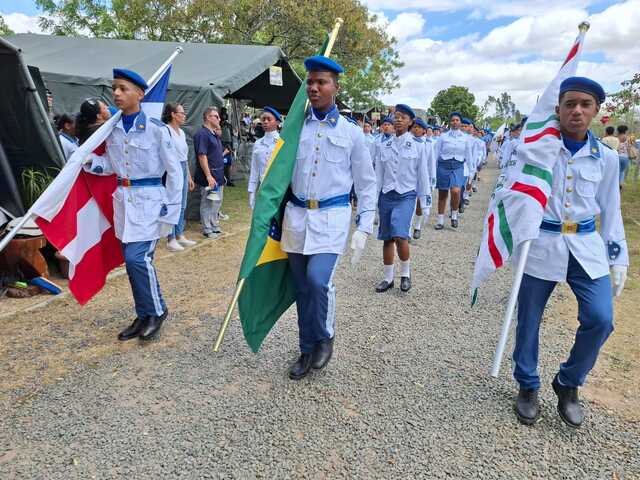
[162,103,196,251]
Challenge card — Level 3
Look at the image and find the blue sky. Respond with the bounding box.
[3,0,638,111]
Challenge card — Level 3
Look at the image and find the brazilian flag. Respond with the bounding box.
[237,36,331,352]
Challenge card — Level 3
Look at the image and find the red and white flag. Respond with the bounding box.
[471,24,589,302]
[31,65,173,304]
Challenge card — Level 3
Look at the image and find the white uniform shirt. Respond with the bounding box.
[168,126,188,163]
[518,133,629,282]
[281,108,377,255]
[434,129,473,178]
[59,133,78,161]
[88,111,183,243]
[248,131,280,193]
[374,131,432,204]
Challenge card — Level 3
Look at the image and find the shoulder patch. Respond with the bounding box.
[597,139,613,151]
[342,115,359,127]
[149,117,165,127]
[413,136,424,143]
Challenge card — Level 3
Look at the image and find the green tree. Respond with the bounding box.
[0,15,15,36]
[35,0,402,108]
[428,86,479,123]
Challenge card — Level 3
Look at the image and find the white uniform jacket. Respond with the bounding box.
[374,131,432,204]
[87,111,183,243]
[281,107,377,255]
[248,131,280,193]
[434,129,473,175]
[519,132,629,282]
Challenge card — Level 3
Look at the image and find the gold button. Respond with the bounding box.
[565,202,571,208]
[568,160,574,164]
[566,187,573,193]
[567,175,573,180]
[312,173,316,177]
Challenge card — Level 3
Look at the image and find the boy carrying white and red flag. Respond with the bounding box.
[471,23,628,428]
[27,51,182,342]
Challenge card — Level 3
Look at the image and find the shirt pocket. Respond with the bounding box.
[129,136,152,170]
[129,188,163,224]
[576,166,602,197]
[324,134,351,163]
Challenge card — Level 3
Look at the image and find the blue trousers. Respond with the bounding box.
[121,240,167,318]
[169,161,188,239]
[513,253,613,390]
[287,253,339,353]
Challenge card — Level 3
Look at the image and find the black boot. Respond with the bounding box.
[288,353,312,380]
[118,317,147,341]
[311,338,334,370]
[139,309,168,341]
[515,387,539,425]
[552,374,584,427]
[375,280,394,293]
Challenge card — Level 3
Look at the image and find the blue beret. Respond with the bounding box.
[262,106,282,122]
[413,118,428,130]
[433,125,441,131]
[113,68,148,90]
[381,116,394,125]
[395,104,415,119]
[449,111,462,120]
[461,118,472,125]
[304,55,344,74]
[559,76,605,104]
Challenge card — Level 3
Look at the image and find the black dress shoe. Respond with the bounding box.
[451,219,459,228]
[311,338,334,369]
[375,280,394,292]
[464,198,470,205]
[515,387,540,425]
[288,353,312,380]
[118,317,147,341]
[400,276,411,292]
[434,223,444,230]
[413,229,421,240]
[139,309,169,341]
[552,374,584,427]
[459,204,465,213]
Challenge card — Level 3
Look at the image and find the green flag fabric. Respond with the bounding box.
[237,36,330,353]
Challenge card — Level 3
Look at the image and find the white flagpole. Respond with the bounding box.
[490,239,531,378]
[0,47,183,254]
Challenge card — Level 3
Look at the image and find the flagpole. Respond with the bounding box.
[0,47,184,255]
[212,18,345,353]
[490,239,531,378]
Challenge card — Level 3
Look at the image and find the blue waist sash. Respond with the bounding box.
[540,217,596,234]
[117,177,163,187]
[289,193,350,210]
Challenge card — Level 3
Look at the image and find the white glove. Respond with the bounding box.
[249,191,255,209]
[350,230,368,265]
[611,265,627,297]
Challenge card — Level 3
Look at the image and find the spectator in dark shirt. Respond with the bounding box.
[193,107,225,238]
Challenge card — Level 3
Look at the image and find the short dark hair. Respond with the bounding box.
[55,113,74,131]
[605,126,615,135]
[162,102,181,124]
[617,125,628,135]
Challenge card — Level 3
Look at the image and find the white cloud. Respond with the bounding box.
[387,12,426,42]
[2,12,44,34]
[379,0,640,114]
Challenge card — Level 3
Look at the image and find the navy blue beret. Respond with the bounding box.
[262,106,282,122]
[461,118,472,125]
[413,118,428,130]
[113,68,148,90]
[395,104,415,119]
[381,116,394,125]
[304,55,344,74]
[433,125,441,131]
[559,76,605,104]
[449,111,462,120]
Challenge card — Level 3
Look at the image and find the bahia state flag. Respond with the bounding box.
[471,24,589,303]
[237,36,330,353]
[31,63,173,304]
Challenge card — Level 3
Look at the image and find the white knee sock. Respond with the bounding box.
[423,207,431,218]
[400,259,411,277]
[437,214,444,225]
[452,210,459,220]
[413,214,423,230]
[383,264,395,283]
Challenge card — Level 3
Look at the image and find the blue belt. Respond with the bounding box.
[117,177,162,187]
[540,217,596,234]
[289,193,350,210]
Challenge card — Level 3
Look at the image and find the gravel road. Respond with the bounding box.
[1,164,638,479]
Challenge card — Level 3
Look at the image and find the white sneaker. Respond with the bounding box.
[218,212,229,221]
[177,236,196,247]
[167,238,185,252]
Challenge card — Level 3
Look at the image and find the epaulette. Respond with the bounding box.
[597,140,614,151]
[343,115,359,127]
[149,117,165,127]
[413,136,424,143]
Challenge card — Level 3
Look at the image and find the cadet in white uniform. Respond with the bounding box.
[512,77,628,428]
[248,106,281,209]
[409,118,434,239]
[282,56,377,380]
[88,69,183,342]
[374,105,432,293]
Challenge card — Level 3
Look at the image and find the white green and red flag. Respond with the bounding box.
[471,25,588,302]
